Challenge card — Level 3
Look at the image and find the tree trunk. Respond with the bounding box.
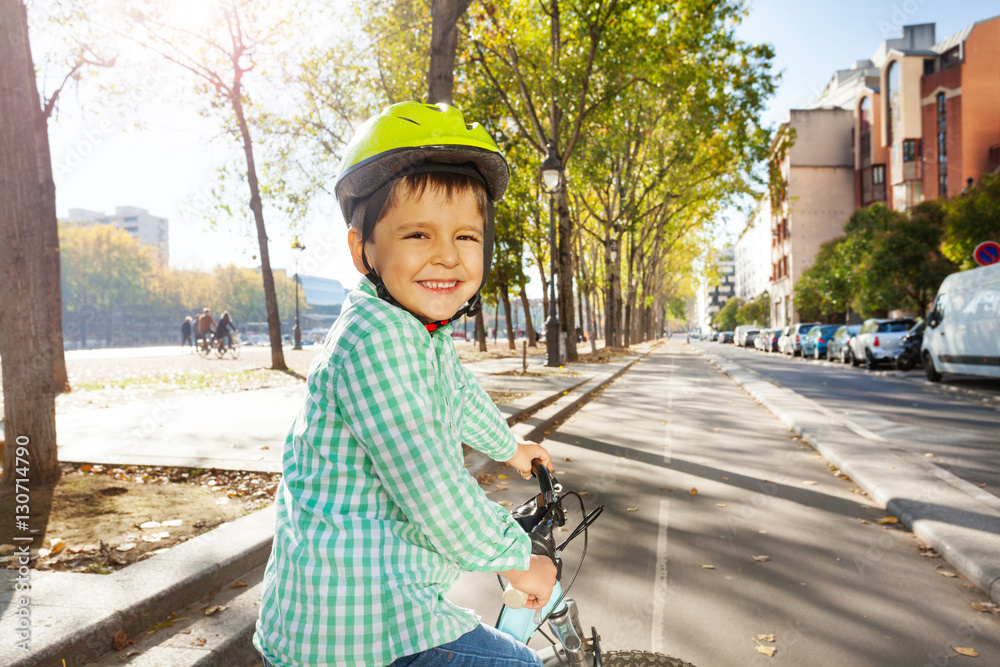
[232,93,287,371]
[587,289,597,354]
[25,41,68,393]
[475,309,487,352]
[427,0,472,104]
[0,0,60,486]
[520,290,537,347]
[500,284,515,350]
[556,188,577,361]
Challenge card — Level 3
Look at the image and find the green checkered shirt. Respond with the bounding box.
[254,279,530,666]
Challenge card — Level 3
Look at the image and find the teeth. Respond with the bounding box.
[421,281,458,290]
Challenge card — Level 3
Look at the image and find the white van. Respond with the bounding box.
[922,262,1000,381]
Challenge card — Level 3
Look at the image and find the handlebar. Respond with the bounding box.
[502,459,602,610]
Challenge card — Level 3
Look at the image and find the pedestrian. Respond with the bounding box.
[254,101,555,667]
[181,316,193,347]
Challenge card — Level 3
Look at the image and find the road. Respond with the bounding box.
[450,341,1000,666]
[702,342,1000,502]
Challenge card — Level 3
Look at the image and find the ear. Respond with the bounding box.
[347,227,370,274]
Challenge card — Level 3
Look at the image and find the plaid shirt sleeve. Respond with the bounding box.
[458,364,519,461]
[335,324,530,573]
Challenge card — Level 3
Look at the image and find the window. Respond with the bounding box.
[872,165,885,185]
[940,47,961,70]
[937,92,948,198]
[859,97,872,164]
[886,61,901,146]
[902,139,919,162]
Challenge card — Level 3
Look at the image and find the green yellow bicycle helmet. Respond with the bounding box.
[334,101,509,326]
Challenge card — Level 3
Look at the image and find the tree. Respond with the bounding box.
[0,0,60,487]
[427,0,472,104]
[119,0,290,370]
[942,173,1000,271]
[711,297,743,332]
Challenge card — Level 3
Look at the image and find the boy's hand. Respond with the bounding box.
[500,555,558,609]
[506,440,553,480]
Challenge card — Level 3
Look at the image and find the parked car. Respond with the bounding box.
[718,331,735,344]
[764,329,781,352]
[922,262,1000,382]
[782,322,821,357]
[828,324,861,364]
[754,328,770,351]
[742,329,759,348]
[853,317,917,370]
[776,325,793,354]
[800,324,841,359]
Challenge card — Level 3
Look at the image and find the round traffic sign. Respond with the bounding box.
[973,241,1000,267]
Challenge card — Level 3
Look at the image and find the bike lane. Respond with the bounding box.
[450,340,1000,666]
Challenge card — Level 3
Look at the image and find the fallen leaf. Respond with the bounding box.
[499,500,512,506]
[858,519,868,525]
[579,491,589,496]
[802,481,818,486]
[757,633,775,642]
[498,474,511,480]
[662,421,669,425]
[698,563,716,569]
[660,487,672,492]
[563,457,572,461]
[953,647,978,657]
[754,644,776,657]
[49,538,66,555]
[925,453,935,458]
[938,571,958,578]
[161,519,183,527]
[876,516,899,525]
[721,476,729,480]
[203,605,227,616]
[713,428,721,432]
[192,637,207,647]
[495,484,509,491]
[752,555,770,563]
[112,630,134,651]
[140,521,162,529]
[689,488,698,495]
[233,581,248,588]
[970,602,999,614]
[715,504,727,508]
[626,507,638,512]
[479,474,496,485]
[116,543,137,552]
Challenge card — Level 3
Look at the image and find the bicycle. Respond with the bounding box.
[196,332,215,358]
[214,331,241,359]
[498,461,695,667]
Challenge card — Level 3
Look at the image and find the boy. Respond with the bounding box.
[254,102,556,666]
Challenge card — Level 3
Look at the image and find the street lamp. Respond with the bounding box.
[291,237,306,350]
[540,139,563,367]
[609,239,618,347]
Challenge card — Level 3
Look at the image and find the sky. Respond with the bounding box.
[43,0,1000,294]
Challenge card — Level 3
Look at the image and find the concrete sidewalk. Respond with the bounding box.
[1,343,659,667]
[690,341,1000,608]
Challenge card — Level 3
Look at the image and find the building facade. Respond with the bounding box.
[65,206,170,262]
[769,109,856,329]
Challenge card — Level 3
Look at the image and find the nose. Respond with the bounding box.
[430,236,459,267]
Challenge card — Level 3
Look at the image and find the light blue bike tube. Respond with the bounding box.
[496,582,565,643]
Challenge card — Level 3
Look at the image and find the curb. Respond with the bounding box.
[690,343,1000,606]
[0,507,275,666]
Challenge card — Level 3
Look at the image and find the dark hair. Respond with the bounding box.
[349,171,488,232]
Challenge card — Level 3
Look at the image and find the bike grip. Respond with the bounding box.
[502,584,530,609]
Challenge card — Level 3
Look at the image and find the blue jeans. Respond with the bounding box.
[259,624,541,667]
[390,623,542,666]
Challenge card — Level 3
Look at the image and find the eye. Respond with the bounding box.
[457,232,483,242]
[405,232,428,239]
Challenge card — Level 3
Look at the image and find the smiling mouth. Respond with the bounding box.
[418,280,460,291]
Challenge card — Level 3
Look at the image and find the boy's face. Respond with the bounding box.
[349,187,485,323]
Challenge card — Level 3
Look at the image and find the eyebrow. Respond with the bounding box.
[394,221,484,235]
